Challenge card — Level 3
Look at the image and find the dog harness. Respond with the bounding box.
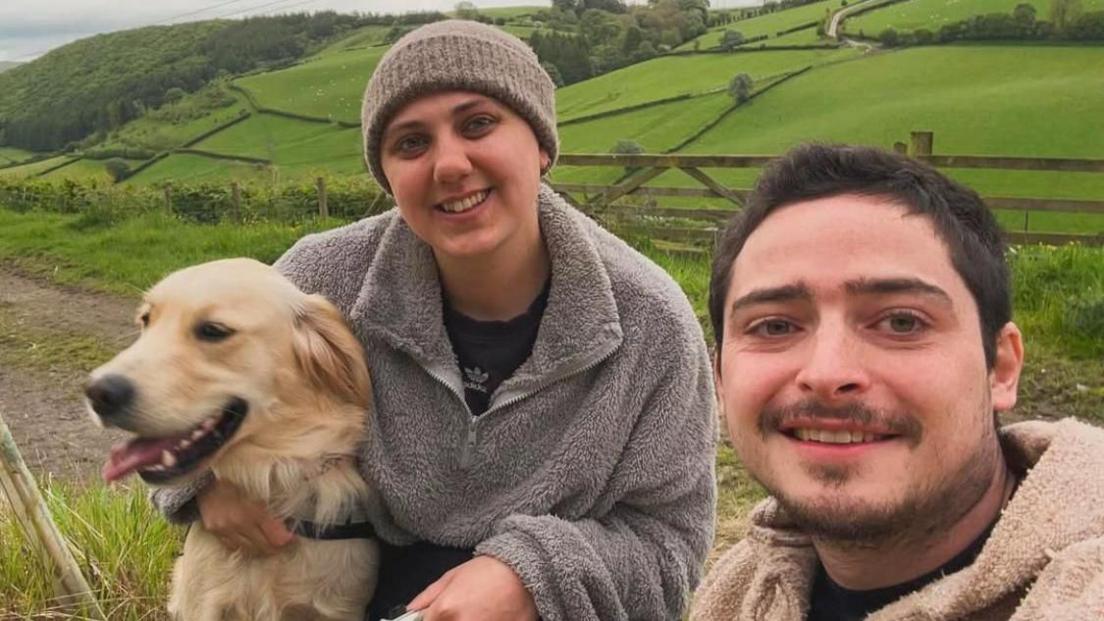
[287,453,376,541]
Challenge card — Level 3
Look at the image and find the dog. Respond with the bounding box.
[84,258,378,621]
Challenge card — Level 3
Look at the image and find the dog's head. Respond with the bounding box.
[86,258,370,485]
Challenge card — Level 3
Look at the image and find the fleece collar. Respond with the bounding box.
[349,184,623,387]
[742,418,1104,618]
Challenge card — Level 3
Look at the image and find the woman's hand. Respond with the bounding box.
[196,478,294,555]
[408,555,538,621]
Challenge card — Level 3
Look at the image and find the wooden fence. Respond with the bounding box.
[550,131,1104,250]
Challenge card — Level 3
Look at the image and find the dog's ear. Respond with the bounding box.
[293,294,372,409]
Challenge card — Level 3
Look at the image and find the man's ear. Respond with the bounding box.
[990,322,1024,412]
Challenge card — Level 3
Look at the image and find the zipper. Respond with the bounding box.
[416,325,622,469]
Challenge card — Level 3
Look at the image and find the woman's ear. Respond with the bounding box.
[539,148,551,174]
[293,295,373,409]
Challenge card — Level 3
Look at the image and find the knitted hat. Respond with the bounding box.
[361,20,559,194]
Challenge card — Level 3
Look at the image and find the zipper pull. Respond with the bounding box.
[458,423,478,469]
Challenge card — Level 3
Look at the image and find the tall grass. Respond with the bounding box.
[0,480,181,620]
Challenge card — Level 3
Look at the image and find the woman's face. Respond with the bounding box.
[380,90,549,263]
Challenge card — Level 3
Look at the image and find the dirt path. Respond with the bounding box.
[0,268,135,482]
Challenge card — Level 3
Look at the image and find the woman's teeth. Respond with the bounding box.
[439,190,488,213]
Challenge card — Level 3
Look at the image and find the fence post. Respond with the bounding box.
[231,181,242,223]
[317,177,328,219]
[893,142,907,155]
[909,131,933,157]
[0,410,105,619]
[163,184,173,213]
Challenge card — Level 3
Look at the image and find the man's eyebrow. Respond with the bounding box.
[729,283,813,314]
[844,277,953,306]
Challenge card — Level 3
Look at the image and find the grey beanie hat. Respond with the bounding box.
[361,20,558,194]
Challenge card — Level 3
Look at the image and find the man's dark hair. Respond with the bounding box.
[709,144,1010,368]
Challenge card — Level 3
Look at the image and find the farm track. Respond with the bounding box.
[0,267,131,482]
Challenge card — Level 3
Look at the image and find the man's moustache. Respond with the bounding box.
[758,399,923,441]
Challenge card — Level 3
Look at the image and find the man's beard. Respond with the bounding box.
[758,399,1001,546]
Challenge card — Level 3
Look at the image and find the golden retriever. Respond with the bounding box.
[84,258,378,621]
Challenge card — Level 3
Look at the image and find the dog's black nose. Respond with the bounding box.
[85,374,135,420]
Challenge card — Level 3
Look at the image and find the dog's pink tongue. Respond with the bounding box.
[103,437,178,482]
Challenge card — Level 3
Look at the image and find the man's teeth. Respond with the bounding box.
[440,190,488,213]
[793,428,882,444]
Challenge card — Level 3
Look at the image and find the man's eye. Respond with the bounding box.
[749,319,796,337]
[879,312,927,334]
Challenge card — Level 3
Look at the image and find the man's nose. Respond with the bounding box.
[794,326,870,401]
[85,374,136,422]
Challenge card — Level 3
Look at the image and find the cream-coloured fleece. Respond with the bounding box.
[691,418,1104,621]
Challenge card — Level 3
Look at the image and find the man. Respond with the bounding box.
[692,144,1104,620]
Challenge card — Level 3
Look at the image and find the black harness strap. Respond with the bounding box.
[291,518,377,541]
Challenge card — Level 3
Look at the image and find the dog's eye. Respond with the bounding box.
[195,322,234,342]
[139,312,150,327]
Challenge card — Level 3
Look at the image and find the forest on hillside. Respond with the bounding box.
[0,12,445,152]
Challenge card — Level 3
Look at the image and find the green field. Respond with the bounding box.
[682,0,845,50]
[194,114,362,177]
[39,158,146,182]
[679,46,1104,196]
[765,25,828,46]
[0,146,35,166]
[475,5,544,19]
[109,104,248,153]
[557,48,855,121]
[844,0,1104,35]
[235,46,387,124]
[125,153,270,185]
[317,25,392,54]
[0,155,76,179]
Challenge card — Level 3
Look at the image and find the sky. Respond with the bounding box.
[0,0,760,63]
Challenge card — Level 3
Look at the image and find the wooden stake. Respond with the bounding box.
[0,411,105,619]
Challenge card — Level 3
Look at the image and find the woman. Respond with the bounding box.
[154,20,716,621]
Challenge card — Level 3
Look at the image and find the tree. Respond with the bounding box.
[455,1,480,20]
[728,72,752,103]
[163,87,186,105]
[1013,2,1037,25]
[611,138,645,174]
[104,158,130,182]
[553,0,580,13]
[879,27,900,46]
[719,29,745,50]
[541,61,565,87]
[1050,0,1084,32]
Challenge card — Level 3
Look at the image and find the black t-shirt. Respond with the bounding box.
[806,519,998,621]
[365,282,549,620]
[442,279,550,416]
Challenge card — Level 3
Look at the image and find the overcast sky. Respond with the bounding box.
[0,0,760,62]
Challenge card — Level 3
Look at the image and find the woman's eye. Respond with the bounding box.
[750,319,796,337]
[395,135,427,155]
[463,115,496,136]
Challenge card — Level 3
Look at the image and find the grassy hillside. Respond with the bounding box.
[235,46,388,124]
[0,147,35,166]
[0,156,75,179]
[557,48,856,120]
[125,154,270,185]
[844,0,1104,35]
[678,45,1104,197]
[681,0,845,50]
[0,61,20,73]
[192,115,362,178]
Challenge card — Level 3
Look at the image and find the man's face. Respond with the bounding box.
[716,194,1021,541]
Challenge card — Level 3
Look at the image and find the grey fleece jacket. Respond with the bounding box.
[690,418,1104,621]
[153,184,718,620]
